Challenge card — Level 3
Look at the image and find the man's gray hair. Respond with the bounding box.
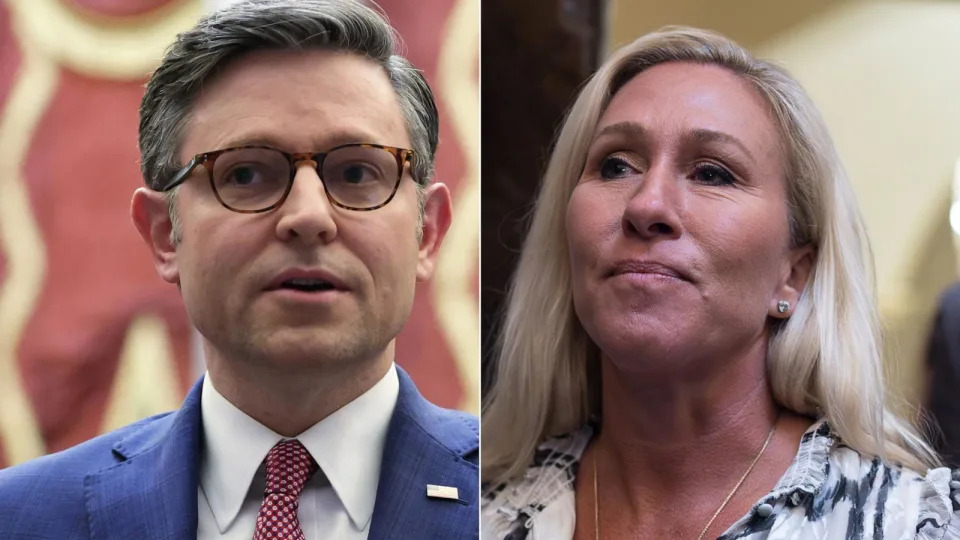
[139,0,439,197]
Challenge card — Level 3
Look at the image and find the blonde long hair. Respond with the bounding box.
[482,27,939,485]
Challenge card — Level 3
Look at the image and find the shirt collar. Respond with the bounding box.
[199,364,399,533]
[768,420,835,499]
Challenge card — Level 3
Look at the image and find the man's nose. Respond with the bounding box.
[274,163,338,244]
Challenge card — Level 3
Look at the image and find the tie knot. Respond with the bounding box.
[263,439,318,497]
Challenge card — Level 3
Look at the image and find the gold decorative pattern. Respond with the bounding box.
[0,0,201,465]
[434,0,480,414]
[9,0,202,80]
[101,314,181,432]
[0,42,56,464]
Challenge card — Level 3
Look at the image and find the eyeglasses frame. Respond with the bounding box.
[157,143,416,213]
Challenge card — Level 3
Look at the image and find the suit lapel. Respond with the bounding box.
[83,369,477,539]
[85,378,204,540]
[369,368,478,540]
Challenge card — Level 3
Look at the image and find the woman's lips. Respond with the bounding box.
[608,259,690,282]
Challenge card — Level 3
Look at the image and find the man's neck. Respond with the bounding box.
[203,343,395,437]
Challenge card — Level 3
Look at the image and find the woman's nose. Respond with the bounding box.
[621,164,682,240]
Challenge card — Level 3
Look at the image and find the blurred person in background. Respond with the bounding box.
[481,27,960,539]
[0,1,478,538]
[928,281,960,469]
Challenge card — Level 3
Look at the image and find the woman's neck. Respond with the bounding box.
[574,339,816,539]
[594,342,780,507]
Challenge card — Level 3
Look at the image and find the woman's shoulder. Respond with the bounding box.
[825,449,960,539]
[480,425,592,540]
[480,421,960,539]
[763,421,960,540]
[911,466,960,539]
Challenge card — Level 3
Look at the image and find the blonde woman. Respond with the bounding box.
[481,27,960,540]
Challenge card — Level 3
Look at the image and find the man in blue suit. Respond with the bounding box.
[0,1,477,538]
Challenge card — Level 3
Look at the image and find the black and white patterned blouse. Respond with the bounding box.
[482,422,960,539]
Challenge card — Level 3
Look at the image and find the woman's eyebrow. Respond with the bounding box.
[593,121,647,143]
[593,123,755,165]
[683,128,755,165]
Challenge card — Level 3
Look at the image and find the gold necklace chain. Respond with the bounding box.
[593,413,780,540]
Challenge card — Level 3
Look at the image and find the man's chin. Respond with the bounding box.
[243,331,373,368]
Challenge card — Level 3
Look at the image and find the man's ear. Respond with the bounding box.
[131,188,180,284]
[416,182,452,281]
[771,243,815,318]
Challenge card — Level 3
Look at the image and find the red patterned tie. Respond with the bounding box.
[253,440,319,540]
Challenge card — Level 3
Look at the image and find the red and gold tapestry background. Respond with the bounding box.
[0,0,478,467]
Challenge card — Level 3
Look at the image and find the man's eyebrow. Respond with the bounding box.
[218,129,388,151]
[217,133,286,150]
[314,129,388,149]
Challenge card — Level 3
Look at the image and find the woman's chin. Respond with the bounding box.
[590,332,704,376]
[583,310,692,352]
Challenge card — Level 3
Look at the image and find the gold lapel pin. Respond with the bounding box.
[426,484,459,500]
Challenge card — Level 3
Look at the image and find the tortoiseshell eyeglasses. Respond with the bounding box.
[157,143,415,213]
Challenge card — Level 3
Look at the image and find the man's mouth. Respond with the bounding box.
[265,267,351,296]
[277,278,339,292]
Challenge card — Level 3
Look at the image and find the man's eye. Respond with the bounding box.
[228,166,260,185]
[219,163,271,188]
[331,162,385,185]
[342,164,372,184]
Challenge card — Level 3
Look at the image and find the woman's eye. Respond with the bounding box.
[691,163,736,186]
[599,156,636,180]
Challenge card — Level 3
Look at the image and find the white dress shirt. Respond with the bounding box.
[197,364,399,539]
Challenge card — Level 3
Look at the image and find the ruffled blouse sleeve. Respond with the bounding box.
[915,467,960,540]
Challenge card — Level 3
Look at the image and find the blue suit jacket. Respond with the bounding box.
[0,367,478,539]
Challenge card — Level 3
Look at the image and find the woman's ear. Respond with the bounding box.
[771,244,814,317]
